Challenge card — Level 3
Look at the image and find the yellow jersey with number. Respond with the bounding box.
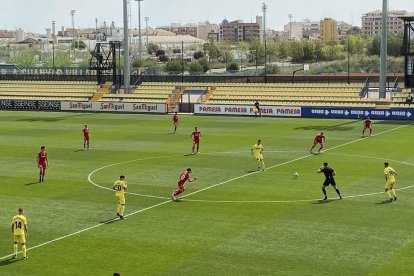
[384,167,396,183]
[113,180,127,196]
[12,215,27,236]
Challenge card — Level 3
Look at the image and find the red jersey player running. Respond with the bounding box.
[171,168,198,201]
[191,127,201,154]
[37,146,48,182]
[362,117,372,137]
[172,112,179,134]
[83,124,91,150]
[310,132,325,154]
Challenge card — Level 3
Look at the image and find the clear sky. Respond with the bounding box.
[0,0,412,34]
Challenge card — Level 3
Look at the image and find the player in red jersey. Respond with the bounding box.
[310,132,325,154]
[171,168,197,200]
[172,112,179,134]
[191,127,201,154]
[37,146,48,182]
[362,117,372,136]
[83,124,91,150]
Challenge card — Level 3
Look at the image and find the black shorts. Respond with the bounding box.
[323,178,336,186]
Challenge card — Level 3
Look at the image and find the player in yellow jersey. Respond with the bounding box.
[384,161,398,202]
[251,139,265,171]
[113,175,127,219]
[11,208,28,259]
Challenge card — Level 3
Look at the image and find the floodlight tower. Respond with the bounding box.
[261,2,267,43]
[135,0,143,62]
[145,16,149,46]
[70,10,76,60]
[379,0,388,98]
[123,0,130,92]
[288,14,293,40]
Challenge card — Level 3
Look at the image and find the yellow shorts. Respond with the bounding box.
[14,234,26,244]
[385,181,395,190]
[116,194,125,205]
[254,154,263,160]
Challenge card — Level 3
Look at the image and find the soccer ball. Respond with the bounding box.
[293,172,299,177]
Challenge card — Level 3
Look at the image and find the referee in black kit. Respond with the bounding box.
[317,162,342,200]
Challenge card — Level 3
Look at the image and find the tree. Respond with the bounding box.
[155,49,165,57]
[203,39,221,63]
[388,32,404,57]
[302,40,316,62]
[198,58,209,72]
[266,40,278,64]
[165,59,185,73]
[188,61,204,74]
[193,51,204,60]
[248,39,265,67]
[131,58,157,68]
[277,41,289,62]
[367,35,381,56]
[289,41,304,63]
[158,55,169,62]
[227,62,239,72]
[147,43,159,55]
[10,47,38,66]
[44,50,72,67]
[237,41,249,69]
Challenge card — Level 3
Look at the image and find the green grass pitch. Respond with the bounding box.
[0,111,414,275]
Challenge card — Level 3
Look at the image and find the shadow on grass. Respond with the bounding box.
[16,113,91,123]
[183,153,194,156]
[25,181,41,186]
[245,170,258,173]
[295,119,360,132]
[0,258,24,267]
[311,199,335,204]
[375,200,392,205]
[73,149,85,152]
[100,217,121,224]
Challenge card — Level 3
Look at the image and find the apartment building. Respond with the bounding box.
[157,23,198,38]
[361,10,408,36]
[219,16,262,42]
[320,18,337,41]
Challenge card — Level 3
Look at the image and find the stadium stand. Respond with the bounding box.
[0,80,409,109]
[0,80,99,101]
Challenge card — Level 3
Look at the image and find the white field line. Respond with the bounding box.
[0,122,411,260]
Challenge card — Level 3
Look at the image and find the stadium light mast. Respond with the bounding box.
[262,2,267,83]
[70,10,76,60]
[123,0,130,93]
[288,14,293,40]
[145,16,149,46]
[379,0,388,98]
[135,0,143,63]
[262,2,267,43]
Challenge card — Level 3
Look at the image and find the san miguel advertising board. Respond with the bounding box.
[61,102,167,113]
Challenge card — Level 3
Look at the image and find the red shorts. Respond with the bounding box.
[193,140,199,144]
[313,140,322,145]
[176,183,185,191]
[364,124,371,129]
[84,136,90,141]
[38,163,47,169]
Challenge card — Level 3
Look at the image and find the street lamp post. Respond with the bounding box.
[347,38,350,84]
[135,0,143,63]
[70,10,76,60]
[145,16,149,47]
